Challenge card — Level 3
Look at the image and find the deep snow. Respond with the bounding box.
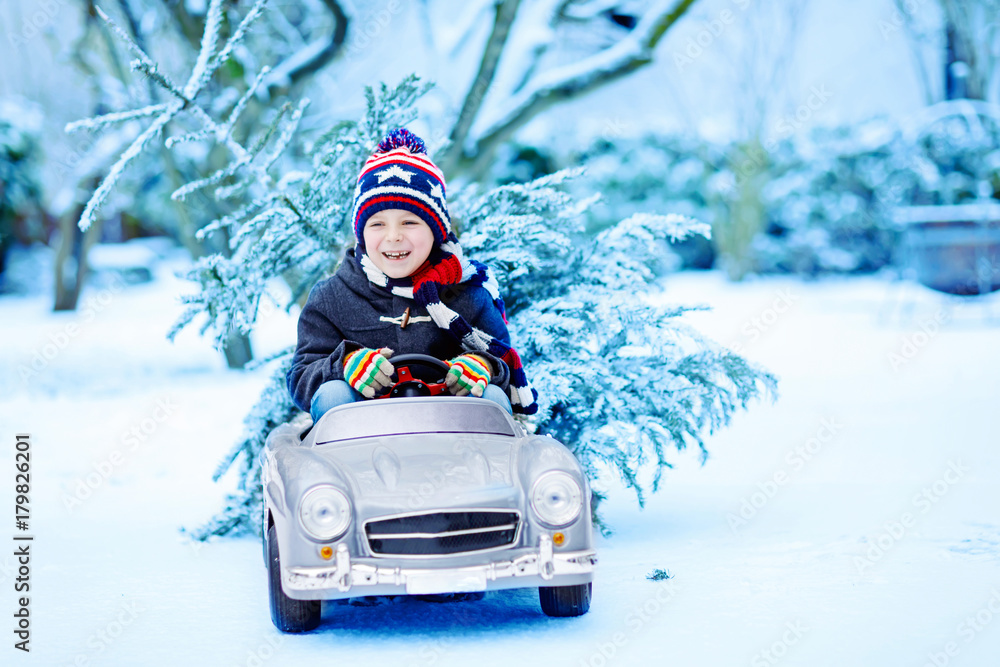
[2,248,999,667]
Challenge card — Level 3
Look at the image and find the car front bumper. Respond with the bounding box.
[282,535,597,600]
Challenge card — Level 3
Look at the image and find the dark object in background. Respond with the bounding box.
[603,10,638,30]
[894,204,1000,296]
[669,233,715,270]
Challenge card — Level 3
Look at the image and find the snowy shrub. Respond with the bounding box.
[456,177,773,509]
[572,102,1000,280]
[570,134,718,270]
[0,97,46,289]
[756,104,1000,276]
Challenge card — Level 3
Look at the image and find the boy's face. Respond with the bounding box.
[363,208,435,279]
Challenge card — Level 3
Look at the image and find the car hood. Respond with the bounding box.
[312,433,519,504]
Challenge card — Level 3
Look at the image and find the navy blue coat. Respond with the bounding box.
[287,249,511,413]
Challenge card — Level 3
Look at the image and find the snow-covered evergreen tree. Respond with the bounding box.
[186,149,775,539]
[179,93,775,537]
[0,97,45,289]
[456,177,774,509]
[70,4,777,540]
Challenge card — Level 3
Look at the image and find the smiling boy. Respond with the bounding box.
[364,208,434,279]
[287,129,538,423]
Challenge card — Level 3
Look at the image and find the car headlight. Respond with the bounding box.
[530,471,583,527]
[298,485,351,541]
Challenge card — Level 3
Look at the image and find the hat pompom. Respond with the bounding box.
[376,128,427,155]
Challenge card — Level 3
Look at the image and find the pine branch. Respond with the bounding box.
[65,104,170,133]
[202,0,269,84]
[263,98,310,171]
[221,66,272,139]
[94,5,165,79]
[78,103,182,231]
[129,59,192,104]
[182,0,225,99]
[165,126,216,149]
[170,154,251,201]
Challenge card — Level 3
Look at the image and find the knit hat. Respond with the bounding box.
[352,128,452,251]
[351,128,539,416]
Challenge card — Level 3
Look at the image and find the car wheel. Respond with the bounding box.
[267,524,321,632]
[538,582,592,617]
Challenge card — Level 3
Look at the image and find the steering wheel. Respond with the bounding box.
[378,354,451,399]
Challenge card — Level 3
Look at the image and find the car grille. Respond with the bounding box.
[365,510,520,556]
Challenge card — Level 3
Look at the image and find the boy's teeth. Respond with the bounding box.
[384,251,409,259]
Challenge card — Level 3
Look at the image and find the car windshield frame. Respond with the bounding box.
[313,398,517,444]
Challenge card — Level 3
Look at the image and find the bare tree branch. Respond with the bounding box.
[265,0,349,93]
[509,0,573,96]
[440,0,521,176]
[453,0,699,178]
[892,0,939,105]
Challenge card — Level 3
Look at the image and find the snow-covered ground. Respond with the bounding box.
[2,249,999,666]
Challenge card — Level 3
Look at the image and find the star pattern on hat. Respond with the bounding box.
[429,182,445,202]
[376,164,415,184]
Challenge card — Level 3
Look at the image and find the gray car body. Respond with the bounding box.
[261,396,596,601]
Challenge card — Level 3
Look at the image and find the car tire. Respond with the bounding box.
[267,524,321,632]
[538,581,592,617]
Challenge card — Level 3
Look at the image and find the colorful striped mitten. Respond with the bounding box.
[445,353,491,397]
[343,347,395,398]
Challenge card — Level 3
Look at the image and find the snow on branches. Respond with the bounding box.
[456,176,774,508]
[170,76,431,347]
[67,0,269,231]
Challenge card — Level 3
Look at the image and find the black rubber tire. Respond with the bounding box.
[539,582,592,617]
[267,524,321,632]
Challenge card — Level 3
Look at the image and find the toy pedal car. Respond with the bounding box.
[261,354,597,632]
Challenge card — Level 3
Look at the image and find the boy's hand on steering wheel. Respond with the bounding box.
[344,347,395,398]
[445,353,491,397]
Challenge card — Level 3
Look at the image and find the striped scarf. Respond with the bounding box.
[356,244,539,416]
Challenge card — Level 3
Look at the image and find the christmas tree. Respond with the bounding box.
[71,1,777,539]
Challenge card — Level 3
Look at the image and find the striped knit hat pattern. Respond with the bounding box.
[351,128,539,416]
[352,128,453,251]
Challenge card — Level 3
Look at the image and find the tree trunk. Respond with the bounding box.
[213,225,254,369]
[716,139,769,281]
[223,327,254,370]
[54,189,102,311]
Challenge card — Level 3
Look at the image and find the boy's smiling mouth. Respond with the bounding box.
[382,250,410,260]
